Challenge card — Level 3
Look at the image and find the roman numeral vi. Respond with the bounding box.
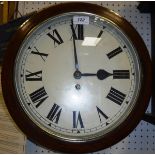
[73,111,84,128]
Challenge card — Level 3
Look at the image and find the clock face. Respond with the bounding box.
[14,13,141,141]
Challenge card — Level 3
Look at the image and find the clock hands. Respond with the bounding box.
[71,20,84,82]
[71,20,79,71]
[73,69,114,80]
[81,69,112,80]
[70,21,128,81]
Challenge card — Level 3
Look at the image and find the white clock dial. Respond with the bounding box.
[14,13,141,141]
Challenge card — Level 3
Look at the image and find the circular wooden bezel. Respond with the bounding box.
[1,2,152,153]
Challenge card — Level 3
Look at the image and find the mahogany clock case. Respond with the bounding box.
[1,2,152,153]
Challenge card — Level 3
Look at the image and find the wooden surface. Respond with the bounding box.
[0,67,26,153]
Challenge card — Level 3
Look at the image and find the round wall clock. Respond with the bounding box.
[1,2,152,153]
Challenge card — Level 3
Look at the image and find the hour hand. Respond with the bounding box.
[81,69,130,80]
[81,69,112,80]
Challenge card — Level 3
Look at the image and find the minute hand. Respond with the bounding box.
[71,21,79,70]
[81,69,112,80]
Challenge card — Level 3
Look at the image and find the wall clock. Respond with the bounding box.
[1,2,152,153]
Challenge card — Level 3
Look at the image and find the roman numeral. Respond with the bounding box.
[113,70,130,79]
[70,23,84,40]
[25,70,42,81]
[73,111,84,128]
[96,106,108,123]
[29,87,48,108]
[107,47,123,59]
[47,29,64,46]
[106,87,126,105]
[47,103,62,124]
[31,46,48,61]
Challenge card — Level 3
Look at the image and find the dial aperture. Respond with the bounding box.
[14,13,140,141]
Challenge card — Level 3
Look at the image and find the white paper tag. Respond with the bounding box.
[73,16,89,25]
